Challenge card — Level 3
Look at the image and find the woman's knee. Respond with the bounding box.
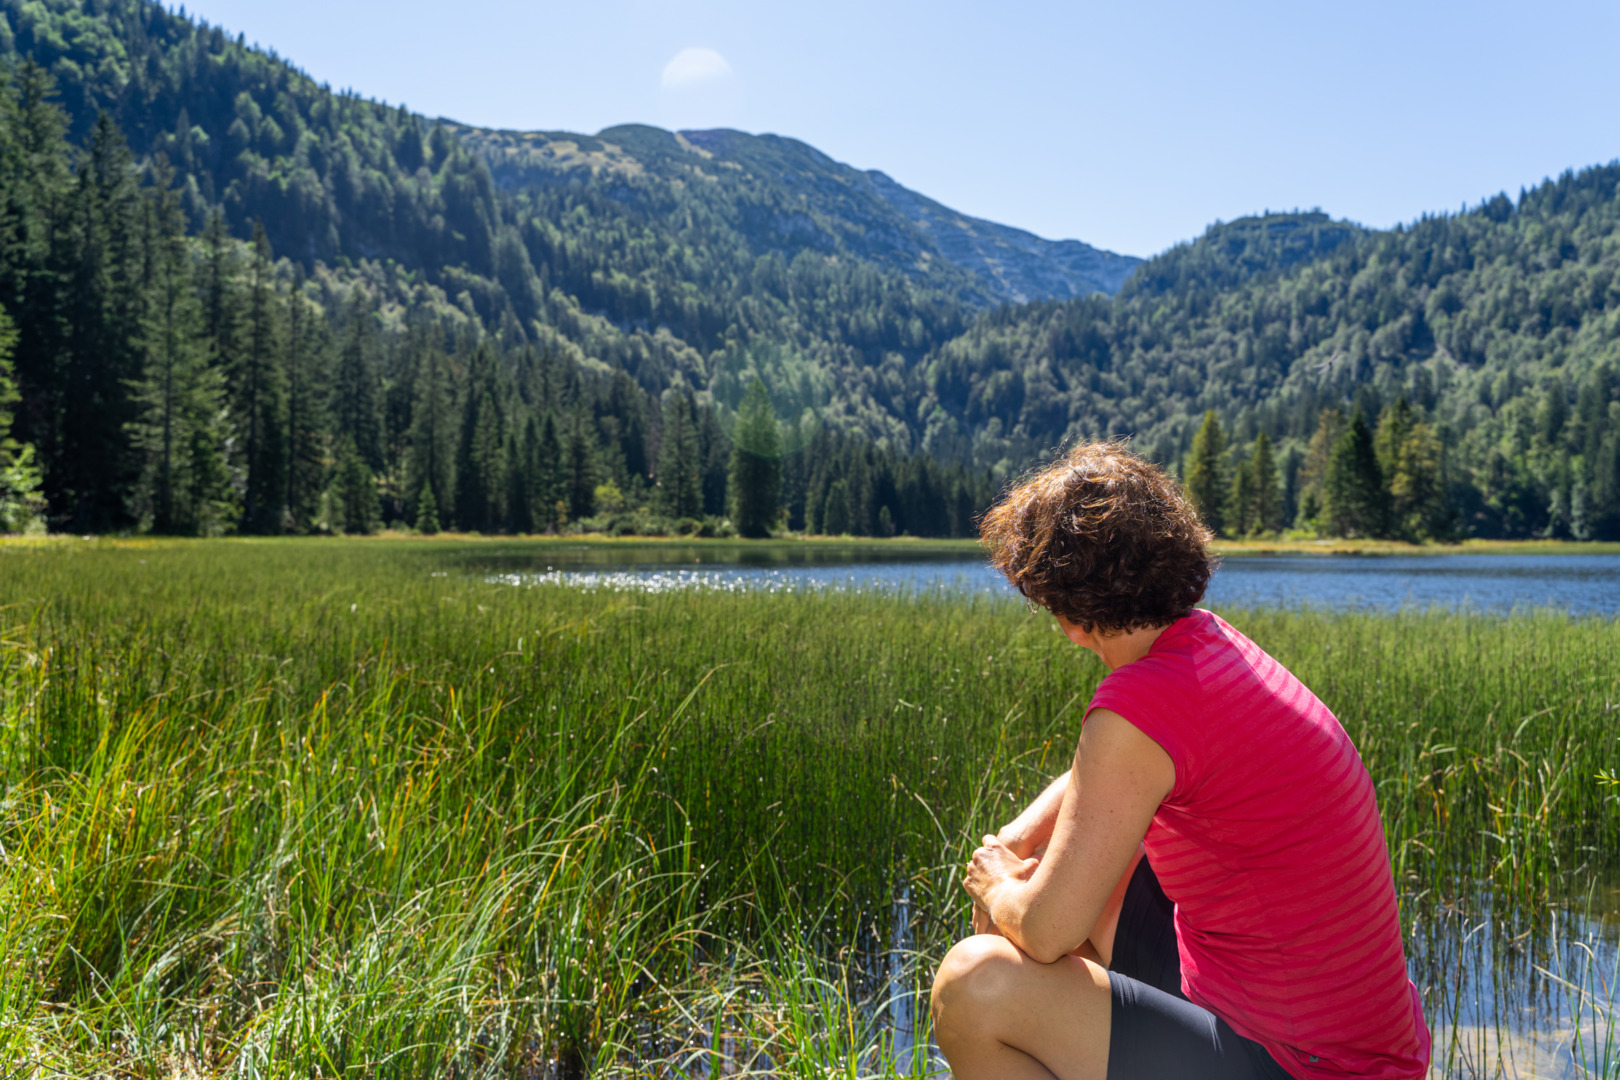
[930,935,1025,1032]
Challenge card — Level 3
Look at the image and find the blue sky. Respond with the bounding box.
[181,0,1620,258]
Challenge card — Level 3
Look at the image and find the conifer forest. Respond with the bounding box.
[0,0,1618,540]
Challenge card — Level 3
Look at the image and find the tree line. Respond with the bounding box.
[1183,400,1458,540]
[0,63,987,538]
[930,187,1620,539]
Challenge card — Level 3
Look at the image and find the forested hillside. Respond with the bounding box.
[0,0,1133,415]
[0,0,1617,541]
[920,182,1620,539]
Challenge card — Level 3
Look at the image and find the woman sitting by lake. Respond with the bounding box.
[931,443,1429,1080]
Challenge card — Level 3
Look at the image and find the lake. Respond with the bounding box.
[479,544,1620,617]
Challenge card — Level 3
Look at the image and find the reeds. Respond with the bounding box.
[1,538,1617,1077]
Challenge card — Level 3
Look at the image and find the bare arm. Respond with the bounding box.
[996,771,1070,859]
[965,709,1173,964]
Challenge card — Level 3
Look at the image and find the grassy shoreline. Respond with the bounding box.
[1,541,1617,1076]
[6,532,1620,558]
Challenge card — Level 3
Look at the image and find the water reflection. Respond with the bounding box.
[1210,555,1620,617]
[1407,890,1620,1079]
[478,547,1620,618]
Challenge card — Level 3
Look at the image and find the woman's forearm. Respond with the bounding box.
[997,771,1071,858]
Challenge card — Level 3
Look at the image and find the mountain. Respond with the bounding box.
[0,0,1137,446]
[453,121,1139,306]
[917,181,1620,538]
[860,168,1138,303]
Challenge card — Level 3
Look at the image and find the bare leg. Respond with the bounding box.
[933,847,1145,1078]
[931,935,1112,1080]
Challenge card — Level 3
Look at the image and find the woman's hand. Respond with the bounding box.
[964,834,1040,928]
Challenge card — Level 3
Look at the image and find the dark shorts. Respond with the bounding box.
[1106,859,1296,1080]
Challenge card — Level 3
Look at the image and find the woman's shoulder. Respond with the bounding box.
[1094,612,1211,702]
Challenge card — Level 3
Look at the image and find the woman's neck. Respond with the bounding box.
[1054,614,1172,671]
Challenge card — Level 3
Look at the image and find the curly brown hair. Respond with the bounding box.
[979,442,1216,634]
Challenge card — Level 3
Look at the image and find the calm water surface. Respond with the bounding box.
[483,546,1620,617]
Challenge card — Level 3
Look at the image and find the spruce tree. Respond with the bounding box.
[1392,421,1453,540]
[472,390,507,530]
[1225,456,1254,537]
[1249,432,1282,534]
[655,391,701,519]
[1296,409,1347,529]
[415,481,441,535]
[333,435,379,534]
[695,404,730,516]
[283,268,328,533]
[729,379,782,538]
[1322,410,1387,538]
[538,412,564,530]
[1184,410,1227,534]
[1373,397,1414,486]
[405,338,455,529]
[0,304,45,532]
[822,478,852,536]
[508,415,540,533]
[57,111,143,529]
[128,157,232,535]
[336,297,384,471]
[564,402,598,523]
[202,208,241,388]
[239,220,287,532]
[455,343,507,532]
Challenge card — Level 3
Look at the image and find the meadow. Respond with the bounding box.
[1,538,1618,1078]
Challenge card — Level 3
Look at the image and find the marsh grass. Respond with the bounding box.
[2,538,1618,1077]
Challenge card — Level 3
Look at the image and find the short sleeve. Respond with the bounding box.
[1084,654,1203,806]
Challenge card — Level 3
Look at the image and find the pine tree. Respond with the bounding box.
[729,379,782,538]
[1184,410,1227,534]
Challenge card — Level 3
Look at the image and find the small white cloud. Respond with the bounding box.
[661,47,733,90]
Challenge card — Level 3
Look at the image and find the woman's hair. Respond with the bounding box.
[979,441,1216,633]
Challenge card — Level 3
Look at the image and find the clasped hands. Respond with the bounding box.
[964,832,1042,936]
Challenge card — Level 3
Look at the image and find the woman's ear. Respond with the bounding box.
[1052,613,1094,650]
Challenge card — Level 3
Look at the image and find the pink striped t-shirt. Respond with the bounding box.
[1086,609,1429,1080]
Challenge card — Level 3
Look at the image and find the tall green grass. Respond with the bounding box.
[1,538,1617,1077]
